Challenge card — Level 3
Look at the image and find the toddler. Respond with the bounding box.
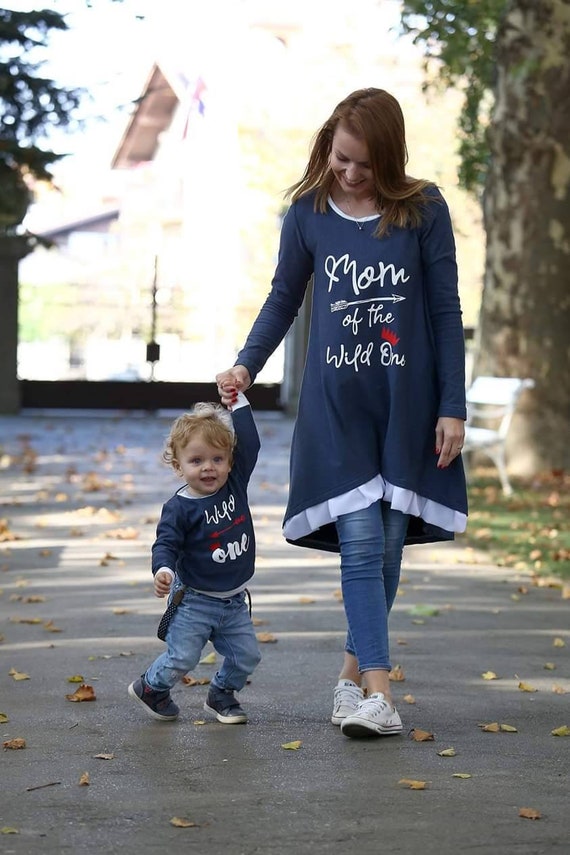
[128,393,261,723]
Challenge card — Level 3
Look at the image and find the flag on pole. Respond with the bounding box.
[181,76,207,140]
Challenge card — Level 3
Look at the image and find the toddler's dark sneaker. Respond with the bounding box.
[128,676,179,721]
[204,685,247,724]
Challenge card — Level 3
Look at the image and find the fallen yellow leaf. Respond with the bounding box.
[551,725,570,737]
[298,596,315,604]
[552,684,567,695]
[78,772,90,786]
[518,681,538,693]
[1,827,19,834]
[479,722,500,732]
[553,637,565,647]
[437,747,456,757]
[256,632,277,643]
[170,817,198,828]
[500,723,518,732]
[543,662,556,670]
[65,683,96,702]
[403,694,416,704]
[398,778,428,790]
[9,668,30,681]
[481,671,499,680]
[281,740,302,750]
[519,807,541,820]
[199,651,216,664]
[67,675,84,683]
[452,773,472,779]
[93,753,115,760]
[193,720,206,726]
[0,712,9,724]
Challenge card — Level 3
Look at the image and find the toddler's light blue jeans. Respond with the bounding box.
[145,587,261,693]
[336,500,409,673]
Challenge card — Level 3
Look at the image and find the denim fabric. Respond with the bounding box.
[145,586,261,693]
[336,500,409,672]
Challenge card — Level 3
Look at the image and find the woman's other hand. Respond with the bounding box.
[435,417,465,469]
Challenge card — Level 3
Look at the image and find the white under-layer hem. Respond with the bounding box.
[283,474,467,541]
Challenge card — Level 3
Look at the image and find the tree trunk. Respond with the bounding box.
[0,236,34,413]
[475,0,570,473]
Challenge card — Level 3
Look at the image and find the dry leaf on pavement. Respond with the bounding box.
[389,664,405,681]
[481,671,499,680]
[398,778,428,789]
[182,676,210,686]
[170,817,198,828]
[437,747,456,757]
[78,772,90,786]
[409,728,434,742]
[65,684,96,702]
[551,725,570,737]
[9,668,30,681]
[519,807,541,820]
[3,738,26,750]
[518,681,538,693]
[256,632,277,643]
[281,741,302,750]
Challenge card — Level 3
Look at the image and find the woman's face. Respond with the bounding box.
[329,123,375,201]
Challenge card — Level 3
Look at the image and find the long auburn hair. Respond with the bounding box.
[287,88,435,237]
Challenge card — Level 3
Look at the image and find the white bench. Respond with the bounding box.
[463,376,535,495]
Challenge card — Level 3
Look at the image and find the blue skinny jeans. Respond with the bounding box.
[336,500,409,672]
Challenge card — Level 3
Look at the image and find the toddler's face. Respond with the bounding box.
[173,436,231,497]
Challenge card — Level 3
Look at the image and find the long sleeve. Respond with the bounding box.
[420,196,467,420]
[236,203,314,382]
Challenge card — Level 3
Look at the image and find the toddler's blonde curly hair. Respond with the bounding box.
[163,402,235,467]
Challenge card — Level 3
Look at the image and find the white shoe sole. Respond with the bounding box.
[204,701,247,724]
[127,682,179,721]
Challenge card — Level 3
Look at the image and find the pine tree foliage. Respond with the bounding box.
[0,8,82,230]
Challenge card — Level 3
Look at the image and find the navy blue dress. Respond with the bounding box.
[237,188,468,550]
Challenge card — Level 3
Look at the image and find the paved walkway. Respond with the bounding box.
[1,409,568,854]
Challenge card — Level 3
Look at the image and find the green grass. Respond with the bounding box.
[458,467,570,582]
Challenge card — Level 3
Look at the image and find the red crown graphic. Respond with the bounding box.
[381,327,400,346]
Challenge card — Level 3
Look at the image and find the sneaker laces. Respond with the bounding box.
[334,681,363,708]
[358,693,391,715]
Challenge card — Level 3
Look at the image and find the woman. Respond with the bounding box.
[216,88,467,738]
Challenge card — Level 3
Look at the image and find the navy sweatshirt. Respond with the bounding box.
[236,188,467,548]
[151,401,260,591]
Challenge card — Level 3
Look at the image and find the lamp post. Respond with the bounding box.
[146,255,160,380]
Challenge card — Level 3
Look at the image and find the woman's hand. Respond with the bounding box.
[435,417,465,469]
[215,365,252,407]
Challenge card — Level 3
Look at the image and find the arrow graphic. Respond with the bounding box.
[330,294,406,312]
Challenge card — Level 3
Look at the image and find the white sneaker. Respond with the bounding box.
[331,679,364,726]
[340,692,403,738]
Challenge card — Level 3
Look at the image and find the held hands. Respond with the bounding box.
[435,417,465,469]
[154,570,173,599]
[215,365,252,408]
